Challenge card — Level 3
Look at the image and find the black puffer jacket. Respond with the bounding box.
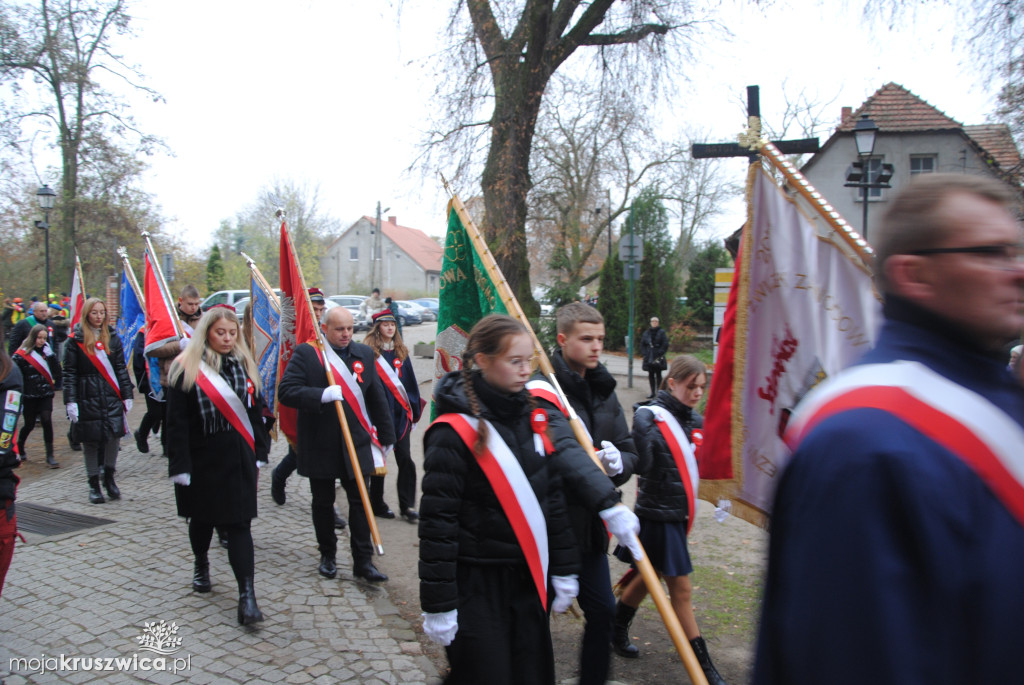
[13,345,60,399]
[533,350,636,552]
[0,362,23,506]
[62,325,133,443]
[419,371,580,614]
[631,390,703,523]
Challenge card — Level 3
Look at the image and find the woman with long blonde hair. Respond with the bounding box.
[63,298,133,503]
[166,305,271,626]
[363,309,422,521]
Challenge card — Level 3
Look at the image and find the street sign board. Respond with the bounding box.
[623,262,641,281]
[618,234,643,262]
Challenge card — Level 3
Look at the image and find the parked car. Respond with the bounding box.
[401,300,435,323]
[394,301,422,326]
[410,298,439,321]
[327,295,371,330]
[201,289,250,311]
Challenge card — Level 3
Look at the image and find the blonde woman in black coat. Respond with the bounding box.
[166,305,271,626]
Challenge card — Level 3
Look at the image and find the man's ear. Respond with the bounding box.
[885,254,936,301]
[556,332,567,348]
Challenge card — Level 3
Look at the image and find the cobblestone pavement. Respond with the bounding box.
[0,405,441,685]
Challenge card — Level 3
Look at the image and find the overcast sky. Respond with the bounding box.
[122,0,993,248]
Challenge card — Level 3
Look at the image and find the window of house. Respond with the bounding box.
[858,158,885,200]
[910,155,936,175]
[349,247,358,261]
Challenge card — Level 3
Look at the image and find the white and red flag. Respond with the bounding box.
[69,251,85,328]
[700,164,882,526]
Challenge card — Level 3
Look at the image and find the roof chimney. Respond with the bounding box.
[841,106,852,123]
[388,216,397,225]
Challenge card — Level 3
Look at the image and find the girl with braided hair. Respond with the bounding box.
[418,314,581,684]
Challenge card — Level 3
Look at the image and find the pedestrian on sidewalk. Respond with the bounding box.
[614,355,728,685]
[63,298,133,504]
[13,324,61,468]
[0,343,23,597]
[166,305,271,626]
[640,317,669,399]
[363,308,423,523]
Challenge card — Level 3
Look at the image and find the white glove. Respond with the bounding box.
[170,473,191,486]
[596,440,623,476]
[124,399,133,413]
[178,336,189,350]
[66,403,79,422]
[321,385,344,404]
[422,610,458,646]
[551,575,579,614]
[256,461,267,469]
[600,504,644,561]
[42,343,52,356]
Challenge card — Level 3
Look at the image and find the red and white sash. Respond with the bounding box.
[196,362,255,453]
[319,344,388,468]
[527,379,594,445]
[16,349,53,387]
[376,354,413,435]
[432,413,550,608]
[78,340,122,401]
[638,405,699,533]
[785,360,1024,529]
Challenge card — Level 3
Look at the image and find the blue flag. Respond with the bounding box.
[116,271,146,367]
[250,276,281,416]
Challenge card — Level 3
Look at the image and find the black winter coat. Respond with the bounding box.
[166,356,271,523]
[277,341,397,481]
[0,363,23,506]
[62,325,133,443]
[13,346,60,399]
[419,371,581,613]
[640,326,669,366]
[532,350,637,552]
[631,390,703,523]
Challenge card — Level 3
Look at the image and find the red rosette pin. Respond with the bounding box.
[394,357,403,378]
[530,408,555,455]
[246,378,255,408]
[353,360,364,383]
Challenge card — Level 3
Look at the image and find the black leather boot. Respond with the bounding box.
[193,554,212,593]
[44,441,59,468]
[88,475,105,504]
[102,466,121,500]
[237,576,264,625]
[16,437,26,461]
[613,601,640,658]
[689,636,728,685]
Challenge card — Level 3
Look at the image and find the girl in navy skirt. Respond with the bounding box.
[613,354,728,685]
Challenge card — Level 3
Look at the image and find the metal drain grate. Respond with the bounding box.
[14,503,114,536]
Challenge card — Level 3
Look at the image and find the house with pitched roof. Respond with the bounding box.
[801,83,1023,238]
[319,215,443,295]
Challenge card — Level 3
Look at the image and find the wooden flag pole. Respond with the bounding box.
[279,217,385,556]
[441,180,708,685]
[140,232,187,340]
[116,247,145,308]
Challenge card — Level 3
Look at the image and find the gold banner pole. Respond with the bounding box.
[279,216,384,556]
[441,178,708,684]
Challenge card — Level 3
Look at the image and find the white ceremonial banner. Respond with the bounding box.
[735,167,882,515]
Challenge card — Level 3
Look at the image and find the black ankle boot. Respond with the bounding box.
[88,475,106,504]
[16,439,26,461]
[193,554,211,593]
[613,601,640,658]
[102,467,121,500]
[44,442,59,468]
[237,576,264,625]
[689,636,728,685]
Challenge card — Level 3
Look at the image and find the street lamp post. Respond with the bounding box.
[843,114,893,240]
[35,185,56,302]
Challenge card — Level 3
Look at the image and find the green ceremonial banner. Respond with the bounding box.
[431,198,508,415]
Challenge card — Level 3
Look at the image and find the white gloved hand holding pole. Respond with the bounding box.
[170,473,191,486]
[422,610,459,646]
[596,440,623,476]
[66,403,78,422]
[321,385,344,404]
[600,504,644,560]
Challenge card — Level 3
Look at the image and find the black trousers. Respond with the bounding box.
[444,563,553,685]
[275,445,298,479]
[576,549,616,685]
[20,396,53,447]
[309,476,372,565]
[369,431,416,512]
[648,369,663,397]
[189,519,254,581]
[136,394,163,441]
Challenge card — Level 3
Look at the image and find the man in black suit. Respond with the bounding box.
[278,306,396,582]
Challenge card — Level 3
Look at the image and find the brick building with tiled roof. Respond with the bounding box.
[801,83,1023,238]
[319,215,442,295]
